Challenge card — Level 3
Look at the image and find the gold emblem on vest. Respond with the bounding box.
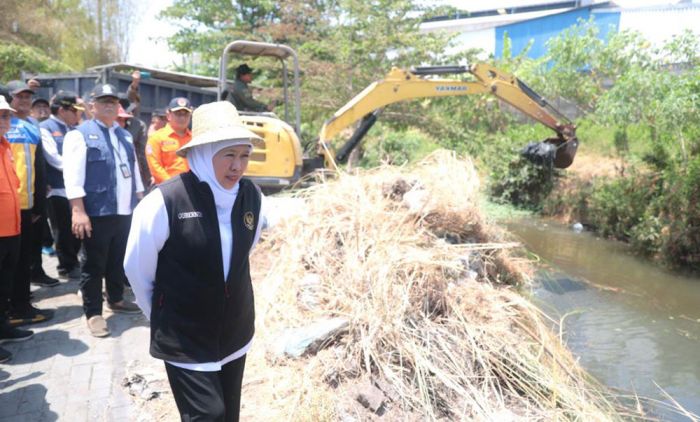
[243,211,255,231]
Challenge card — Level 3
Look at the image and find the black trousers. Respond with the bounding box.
[11,210,34,307]
[30,214,49,278]
[80,215,130,318]
[165,356,247,422]
[47,196,80,272]
[0,236,21,322]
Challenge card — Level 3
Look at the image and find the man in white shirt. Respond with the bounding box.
[62,84,144,337]
[40,91,84,280]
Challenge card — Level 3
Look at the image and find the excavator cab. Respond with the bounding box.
[218,40,305,188]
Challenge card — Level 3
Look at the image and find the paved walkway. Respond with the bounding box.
[0,254,155,421]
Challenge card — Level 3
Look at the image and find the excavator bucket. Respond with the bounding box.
[520,125,579,169]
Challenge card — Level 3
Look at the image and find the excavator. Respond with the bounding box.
[217,40,579,189]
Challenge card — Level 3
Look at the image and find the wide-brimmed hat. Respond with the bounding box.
[0,96,16,112]
[117,105,132,118]
[177,101,262,158]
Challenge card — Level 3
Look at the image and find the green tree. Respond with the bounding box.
[0,0,140,77]
[161,0,453,135]
[537,18,653,112]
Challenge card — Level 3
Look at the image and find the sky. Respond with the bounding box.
[127,0,181,68]
[127,0,686,68]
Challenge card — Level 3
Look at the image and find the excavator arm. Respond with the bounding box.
[316,64,578,169]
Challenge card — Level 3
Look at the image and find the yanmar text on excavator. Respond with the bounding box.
[217,40,579,189]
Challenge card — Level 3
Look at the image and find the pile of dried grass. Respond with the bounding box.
[252,150,634,420]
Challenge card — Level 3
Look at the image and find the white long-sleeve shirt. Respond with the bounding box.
[62,120,144,213]
[124,185,267,371]
[40,115,69,198]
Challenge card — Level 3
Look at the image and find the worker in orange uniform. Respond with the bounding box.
[0,94,34,362]
[146,97,193,185]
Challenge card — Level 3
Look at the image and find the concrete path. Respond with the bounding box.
[0,254,155,422]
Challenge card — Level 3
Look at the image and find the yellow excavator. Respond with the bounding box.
[217,40,579,189]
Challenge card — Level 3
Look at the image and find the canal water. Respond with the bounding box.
[506,218,700,421]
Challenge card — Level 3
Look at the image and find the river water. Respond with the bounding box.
[506,218,700,421]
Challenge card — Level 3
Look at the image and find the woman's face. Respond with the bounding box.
[212,144,251,189]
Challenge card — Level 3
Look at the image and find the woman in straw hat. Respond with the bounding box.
[124,101,267,421]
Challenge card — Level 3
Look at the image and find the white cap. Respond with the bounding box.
[0,96,16,112]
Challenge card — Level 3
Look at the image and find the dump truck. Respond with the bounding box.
[22,64,219,125]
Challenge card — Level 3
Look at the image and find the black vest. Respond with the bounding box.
[39,117,68,190]
[150,171,261,363]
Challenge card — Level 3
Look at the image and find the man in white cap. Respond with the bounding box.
[63,83,144,337]
[125,101,267,421]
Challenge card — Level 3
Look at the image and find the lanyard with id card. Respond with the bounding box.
[111,137,132,179]
[119,163,132,179]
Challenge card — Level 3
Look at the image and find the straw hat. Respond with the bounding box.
[177,101,261,157]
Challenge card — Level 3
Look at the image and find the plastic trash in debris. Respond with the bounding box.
[520,141,557,167]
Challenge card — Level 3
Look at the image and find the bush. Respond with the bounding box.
[654,157,700,268]
[359,127,437,167]
[585,172,659,240]
[490,156,561,210]
[0,42,71,82]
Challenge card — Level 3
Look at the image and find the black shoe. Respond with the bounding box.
[8,304,54,326]
[0,346,11,363]
[58,267,81,280]
[106,300,141,314]
[31,274,60,288]
[0,324,34,344]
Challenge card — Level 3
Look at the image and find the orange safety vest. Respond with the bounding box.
[146,124,191,185]
[0,136,21,237]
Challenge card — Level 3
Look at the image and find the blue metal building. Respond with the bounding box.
[494,6,621,59]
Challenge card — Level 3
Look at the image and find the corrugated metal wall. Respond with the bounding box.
[494,7,620,59]
[447,29,496,58]
[618,4,700,47]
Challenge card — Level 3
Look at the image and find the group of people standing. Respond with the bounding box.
[0,76,197,346]
[1,64,269,420]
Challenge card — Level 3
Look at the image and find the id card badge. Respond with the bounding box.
[119,164,132,179]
